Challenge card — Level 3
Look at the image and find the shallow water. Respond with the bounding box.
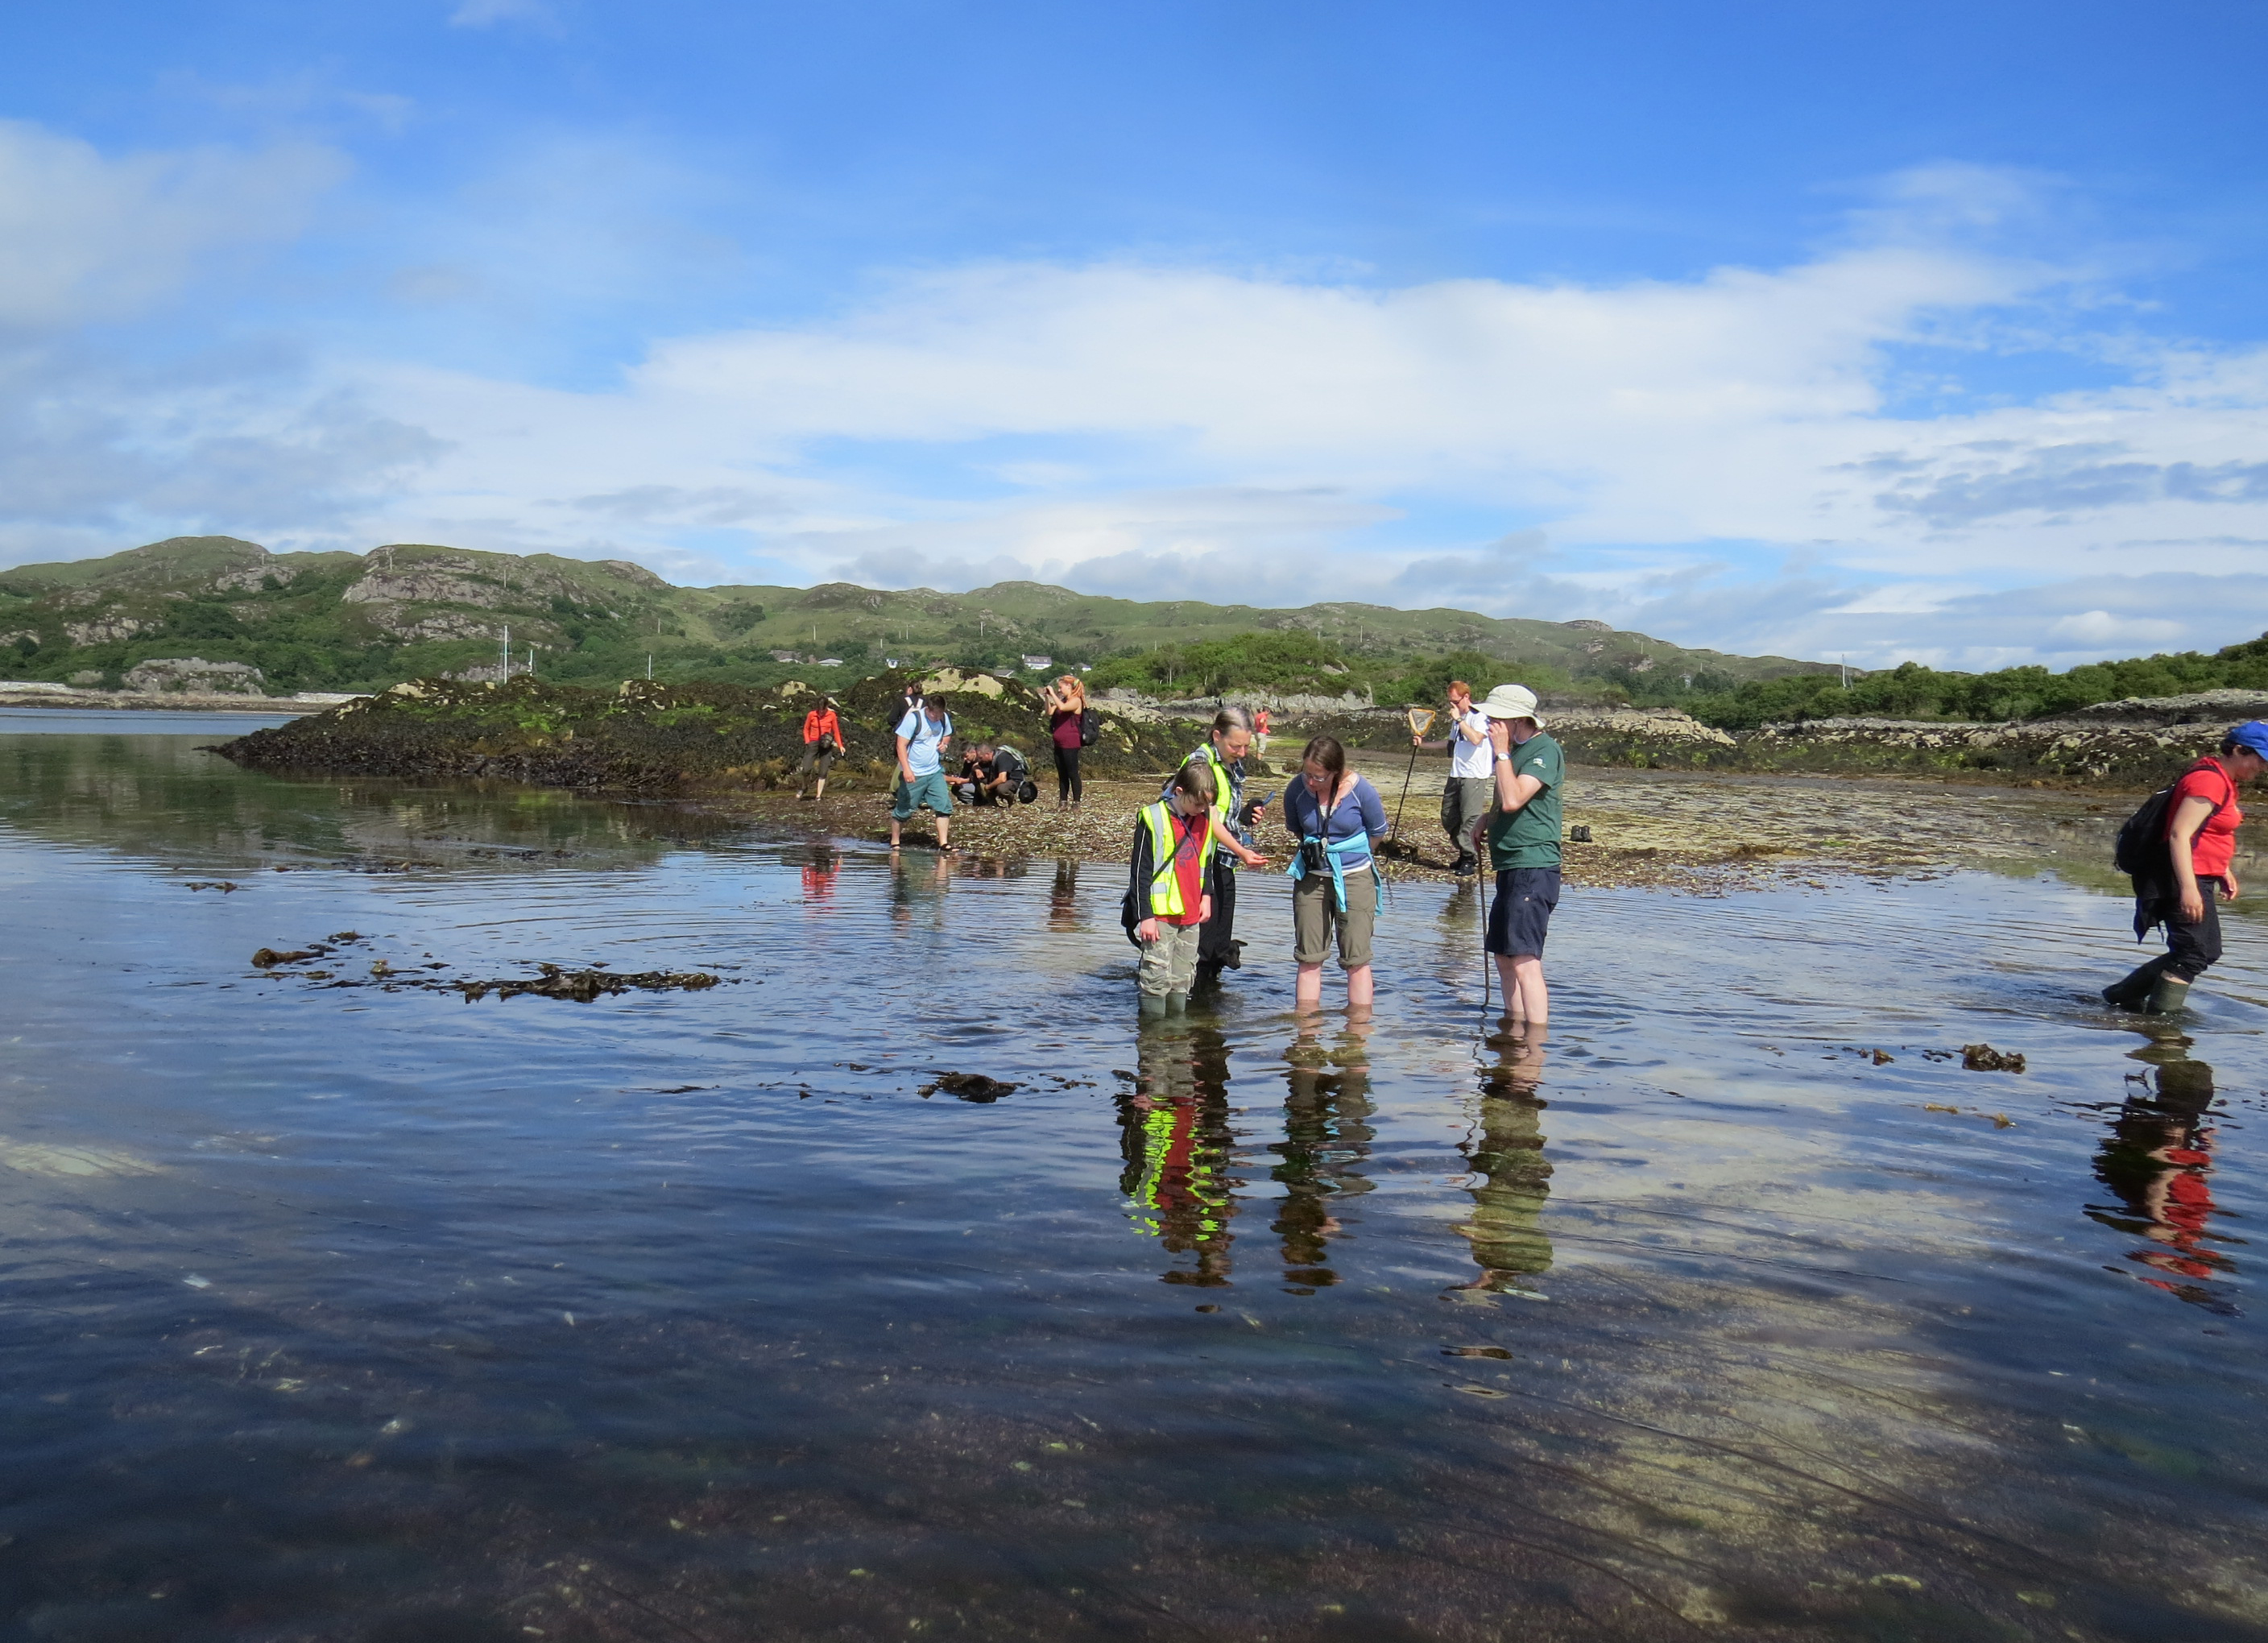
[2,730,2265,1642]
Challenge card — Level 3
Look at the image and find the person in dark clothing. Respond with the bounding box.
[950,743,1030,805]
[1172,706,1272,989]
[2105,722,2268,1015]
[1041,675,1086,809]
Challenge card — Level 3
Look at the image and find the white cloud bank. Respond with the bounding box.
[0,119,343,333]
[2,134,2266,670]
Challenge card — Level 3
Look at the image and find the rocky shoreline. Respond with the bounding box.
[217,670,1202,793]
[1299,689,2268,789]
[215,673,2266,805]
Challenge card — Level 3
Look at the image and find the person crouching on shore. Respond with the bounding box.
[1128,760,1217,1019]
[1471,684,1562,1035]
[889,696,955,852]
[2105,721,2268,1016]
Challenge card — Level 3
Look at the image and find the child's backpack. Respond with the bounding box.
[1080,706,1101,747]
[2113,764,2228,879]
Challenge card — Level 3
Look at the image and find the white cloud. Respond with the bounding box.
[7,147,2268,671]
[0,120,346,332]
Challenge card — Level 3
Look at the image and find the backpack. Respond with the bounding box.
[1079,706,1100,747]
[2113,762,2229,879]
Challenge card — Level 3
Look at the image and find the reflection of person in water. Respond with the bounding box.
[801,843,840,903]
[1117,1021,1239,1286]
[2088,1051,2233,1309]
[1049,858,1080,932]
[888,848,951,931]
[1273,1018,1376,1292]
[1448,1029,1554,1297]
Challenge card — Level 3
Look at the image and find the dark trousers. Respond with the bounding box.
[1198,859,1237,973]
[2113,876,2225,999]
[2163,878,2226,982]
[1053,745,1083,804]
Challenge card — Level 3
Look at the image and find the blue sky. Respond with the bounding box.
[4,1,2266,668]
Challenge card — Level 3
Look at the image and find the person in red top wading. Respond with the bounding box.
[2105,720,2268,1015]
[795,697,846,801]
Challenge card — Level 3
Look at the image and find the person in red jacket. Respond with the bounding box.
[2105,720,2268,1014]
[795,697,846,801]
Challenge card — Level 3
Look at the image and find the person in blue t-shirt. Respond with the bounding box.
[889,697,956,852]
[1280,735,1388,1013]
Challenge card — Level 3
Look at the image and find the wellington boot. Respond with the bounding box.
[2145,974,2192,1016]
[1138,995,1168,1020]
[2103,958,2170,1009]
[1165,991,1188,1016]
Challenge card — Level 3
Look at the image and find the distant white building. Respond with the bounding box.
[817,658,844,667]
[1022,654,1052,670]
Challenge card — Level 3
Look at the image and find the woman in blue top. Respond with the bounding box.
[1281,735,1388,1012]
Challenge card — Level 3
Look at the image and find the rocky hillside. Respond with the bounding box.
[1,534,1831,702]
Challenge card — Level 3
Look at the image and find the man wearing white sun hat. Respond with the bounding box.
[1470,683,1562,1034]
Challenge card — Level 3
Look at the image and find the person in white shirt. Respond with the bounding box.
[1412,681,1494,879]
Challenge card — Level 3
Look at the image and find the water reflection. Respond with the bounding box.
[0,730,730,871]
[801,842,841,903]
[888,848,953,929]
[2088,1045,2240,1313]
[1272,1019,1376,1293]
[1116,1021,1240,1285]
[1449,1030,1554,1298]
[1049,857,1081,930]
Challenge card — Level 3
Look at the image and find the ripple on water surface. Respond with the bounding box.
[0,730,2264,1641]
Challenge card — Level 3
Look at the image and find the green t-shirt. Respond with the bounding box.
[1485,732,1563,870]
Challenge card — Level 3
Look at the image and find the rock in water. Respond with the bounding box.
[1961,1043,2026,1072]
[920,1073,1018,1103]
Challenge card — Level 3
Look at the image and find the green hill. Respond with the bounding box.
[0,535,1834,708]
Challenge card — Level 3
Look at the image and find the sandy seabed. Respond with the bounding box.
[710,761,2141,893]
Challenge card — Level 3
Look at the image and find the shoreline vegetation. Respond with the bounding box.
[209,668,2233,892]
[17,535,2268,739]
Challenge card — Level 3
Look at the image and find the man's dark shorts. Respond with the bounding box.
[1487,867,1561,958]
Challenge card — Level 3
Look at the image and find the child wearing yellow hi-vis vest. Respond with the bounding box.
[1122,761,1218,1018]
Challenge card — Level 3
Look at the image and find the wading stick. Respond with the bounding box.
[1478,860,1492,1018]
[1388,708,1434,845]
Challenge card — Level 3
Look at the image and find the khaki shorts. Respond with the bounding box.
[1293,864,1376,970]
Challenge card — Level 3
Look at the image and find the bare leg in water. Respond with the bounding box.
[1296,961,1373,1012]
[1494,954,1548,1033]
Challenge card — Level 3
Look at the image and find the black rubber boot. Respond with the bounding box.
[2103,956,2170,1009]
[2145,973,2192,1016]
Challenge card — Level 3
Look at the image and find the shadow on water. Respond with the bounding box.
[2,728,2267,1641]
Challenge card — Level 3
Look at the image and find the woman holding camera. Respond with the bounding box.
[1041,675,1087,809]
[1281,735,1387,1012]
